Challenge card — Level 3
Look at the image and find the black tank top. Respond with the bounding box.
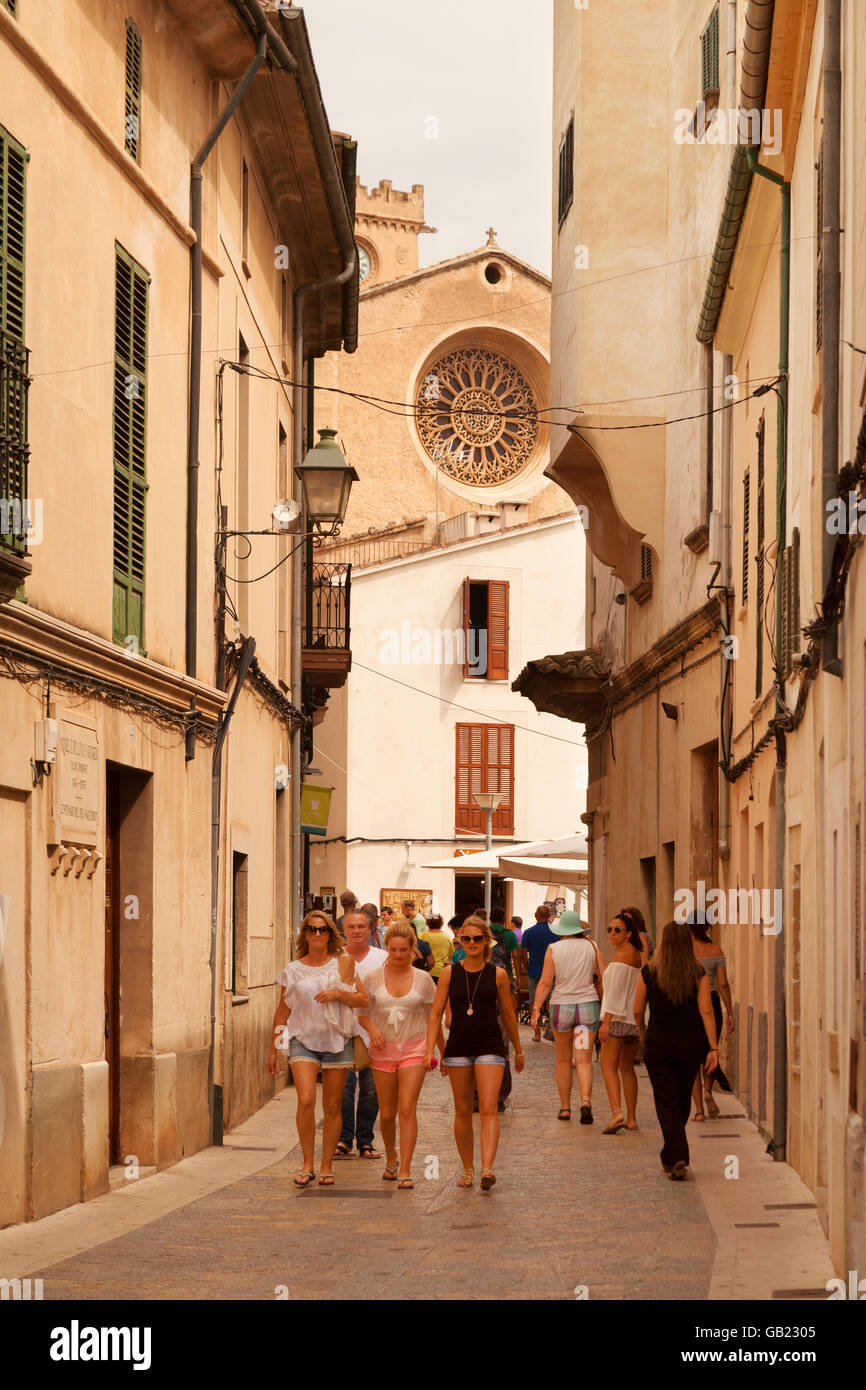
[444,962,503,1058]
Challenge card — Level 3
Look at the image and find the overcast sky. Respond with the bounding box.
[303,0,553,275]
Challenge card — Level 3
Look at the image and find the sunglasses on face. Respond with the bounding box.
[306,925,329,935]
[462,934,485,944]
[607,926,624,934]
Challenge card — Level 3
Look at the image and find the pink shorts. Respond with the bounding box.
[369,1037,427,1073]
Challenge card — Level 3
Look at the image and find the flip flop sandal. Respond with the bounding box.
[358,1146,381,1160]
[397,1177,414,1189]
[557,1108,572,1121]
[382,1165,399,1181]
[480,1172,497,1191]
[318,1174,336,1186]
[602,1116,627,1134]
[293,1171,315,1187]
[334,1142,353,1158]
[579,1104,593,1125]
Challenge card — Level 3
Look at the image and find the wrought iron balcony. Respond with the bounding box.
[302,561,352,689]
[0,329,32,602]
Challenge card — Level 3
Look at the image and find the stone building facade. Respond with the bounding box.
[0,0,356,1225]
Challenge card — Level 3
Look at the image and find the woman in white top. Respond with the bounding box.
[358,920,446,1189]
[599,913,643,1133]
[266,910,368,1188]
[530,911,605,1123]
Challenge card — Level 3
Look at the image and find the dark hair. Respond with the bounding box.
[490,906,506,925]
[621,905,646,934]
[649,921,704,1004]
[684,910,713,945]
[381,904,394,916]
[535,904,551,921]
[339,890,356,909]
[613,910,644,953]
[474,908,488,924]
[511,915,523,929]
[448,913,466,930]
[426,914,443,930]
[402,899,416,911]
[360,902,379,923]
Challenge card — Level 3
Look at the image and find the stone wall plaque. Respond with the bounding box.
[48,710,101,848]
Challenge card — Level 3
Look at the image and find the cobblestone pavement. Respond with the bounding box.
[29,1034,721,1301]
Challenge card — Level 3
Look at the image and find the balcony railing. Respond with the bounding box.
[305,561,351,650]
[0,329,30,557]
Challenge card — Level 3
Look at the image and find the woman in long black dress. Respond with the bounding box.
[425,915,524,1190]
[632,919,719,1181]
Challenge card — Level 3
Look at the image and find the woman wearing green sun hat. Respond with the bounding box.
[530,911,605,1123]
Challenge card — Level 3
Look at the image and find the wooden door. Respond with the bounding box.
[104,773,121,1163]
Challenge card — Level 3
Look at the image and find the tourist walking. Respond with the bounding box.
[530,911,604,1122]
[632,919,719,1180]
[420,913,453,980]
[621,905,651,966]
[598,912,643,1132]
[510,914,523,943]
[335,889,357,937]
[425,915,524,1190]
[687,914,734,1120]
[522,905,558,1041]
[267,911,368,1187]
[335,911,387,1160]
[361,902,385,949]
[359,921,446,1188]
[402,899,427,936]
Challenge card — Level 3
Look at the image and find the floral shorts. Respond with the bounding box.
[550,1000,601,1033]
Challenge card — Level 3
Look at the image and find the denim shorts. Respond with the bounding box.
[444,1054,505,1067]
[288,1038,353,1069]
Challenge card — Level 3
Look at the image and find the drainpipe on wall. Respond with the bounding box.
[186,30,273,706]
[744,146,790,1161]
[291,260,356,932]
[209,636,256,1144]
[718,351,734,863]
[821,0,842,676]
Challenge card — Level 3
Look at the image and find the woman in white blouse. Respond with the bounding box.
[358,921,446,1189]
[267,911,368,1187]
[598,912,643,1133]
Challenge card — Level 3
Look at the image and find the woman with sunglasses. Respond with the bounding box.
[267,910,369,1188]
[425,915,524,1190]
[598,912,643,1133]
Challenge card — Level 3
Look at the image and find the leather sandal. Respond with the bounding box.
[293,1171,315,1187]
[557,1108,571,1121]
[457,1169,474,1187]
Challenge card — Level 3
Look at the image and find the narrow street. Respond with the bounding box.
[2,1028,832,1302]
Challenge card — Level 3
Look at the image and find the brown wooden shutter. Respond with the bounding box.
[488,725,514,835]
[487,581,509,680]
[462,576,471,679]
[455,724,484,833]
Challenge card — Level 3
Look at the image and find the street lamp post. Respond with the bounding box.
[472,791,505,915]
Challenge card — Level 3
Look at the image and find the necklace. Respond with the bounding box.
[465,963,484,1016]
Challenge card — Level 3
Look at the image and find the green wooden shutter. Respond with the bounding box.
[741,469,750,605]
[816,138,824,352]
[755,416,765,697]
[113,246,148,648]
[0,125,28,555]
[1,2,19,16]
[124,20,142,162]
[701,6,720,97]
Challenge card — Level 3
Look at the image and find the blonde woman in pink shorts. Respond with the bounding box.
[359,921,446,1189]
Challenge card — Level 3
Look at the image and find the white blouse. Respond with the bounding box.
[276,957,357,1053]
[600,960,641,1024]
[362,965,436,1046]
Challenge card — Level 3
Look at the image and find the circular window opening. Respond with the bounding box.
[484,263,503,284]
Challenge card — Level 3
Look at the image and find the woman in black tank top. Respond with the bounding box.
[425,915,524,1190]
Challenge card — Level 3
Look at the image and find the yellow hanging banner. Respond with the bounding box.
[300,783,333,837]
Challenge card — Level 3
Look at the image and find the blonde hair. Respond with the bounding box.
[460,914,494,963]
[296,910,344,959]
[384,921,416,951]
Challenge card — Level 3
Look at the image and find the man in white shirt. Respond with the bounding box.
[335,911,387,1159]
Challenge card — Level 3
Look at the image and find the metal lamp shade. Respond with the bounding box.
[295,428,358,532]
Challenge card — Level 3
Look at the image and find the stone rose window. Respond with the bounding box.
[416,345,539,486]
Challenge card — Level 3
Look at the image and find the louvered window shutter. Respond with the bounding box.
[113,246,148,649]
[0,126,28,555]
[455,724,485,834]
[487,581,510,680]
[701,6,720,97]
[741,470,750,605]
[125,20,142,162]
[755,416,765,697]
[1,1,18,16]
[462,577,471,679]
[488,725,514,835]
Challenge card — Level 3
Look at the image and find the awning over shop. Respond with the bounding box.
[499,856,589,888]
